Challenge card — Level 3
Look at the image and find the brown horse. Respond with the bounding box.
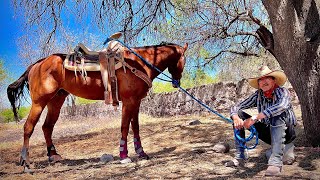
[7,42,188,170]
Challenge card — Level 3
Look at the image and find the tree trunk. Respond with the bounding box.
[262,0,320,146]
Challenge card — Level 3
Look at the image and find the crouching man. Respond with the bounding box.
[226,66,297,176]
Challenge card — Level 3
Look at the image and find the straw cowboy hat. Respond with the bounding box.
[248,66,287,89]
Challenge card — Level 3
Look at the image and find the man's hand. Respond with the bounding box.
[243,113,265,129]
[232,115,244,129]
[243,118,256,129]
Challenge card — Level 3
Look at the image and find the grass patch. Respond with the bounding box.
[0,107,30,123]
[76,97,98,105]
[152,71,218,94]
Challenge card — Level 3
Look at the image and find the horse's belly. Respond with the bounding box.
[62,71,105,100]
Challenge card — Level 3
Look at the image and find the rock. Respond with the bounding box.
[212,142,230,153]
[100,154,114,163]
[192,148,206,154]
[189,120,201,125]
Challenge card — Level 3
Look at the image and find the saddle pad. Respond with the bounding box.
[63,58,123,72]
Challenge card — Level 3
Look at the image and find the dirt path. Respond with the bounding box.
[0,112,319,179]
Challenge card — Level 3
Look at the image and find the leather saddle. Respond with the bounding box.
[63,32,152,108]
[64,32,123,72]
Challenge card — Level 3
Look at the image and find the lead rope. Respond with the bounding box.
[103,38,259,150]
[177,84,259,150]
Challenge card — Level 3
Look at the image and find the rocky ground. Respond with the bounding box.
[0,106,319,180]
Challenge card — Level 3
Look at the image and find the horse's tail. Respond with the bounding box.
[7,57,47,122]
[7,66,32,122]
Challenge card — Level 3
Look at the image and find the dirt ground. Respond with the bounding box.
[0,106,319,180]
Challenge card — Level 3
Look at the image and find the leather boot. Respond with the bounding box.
[265,165,282,176]
[225,158,245,167]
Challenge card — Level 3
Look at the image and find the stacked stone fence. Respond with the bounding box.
[59,79,299,120]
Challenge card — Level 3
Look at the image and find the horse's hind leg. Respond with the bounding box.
[20,102,47,171]
[42,90,69,163]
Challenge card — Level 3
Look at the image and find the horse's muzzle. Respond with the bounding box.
[172,79,180,88]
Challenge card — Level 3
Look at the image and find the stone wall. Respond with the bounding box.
[59,102,121,120]
[59,80,299,119]
[140,80,249,117]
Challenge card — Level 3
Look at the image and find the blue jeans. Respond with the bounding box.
[232,111,296,166]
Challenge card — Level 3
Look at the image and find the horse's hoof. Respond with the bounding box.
[49,154,62,163]
[23,165,34,173]
[20,158,33,173]
[139,154,150,160]
[120,158,132,164]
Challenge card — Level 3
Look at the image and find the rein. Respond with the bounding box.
[155,76,172,82]
[103,38,259,150]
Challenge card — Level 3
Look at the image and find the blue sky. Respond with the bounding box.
[0,1,210,80]
[0,1,107,80]
[0,1,25,79]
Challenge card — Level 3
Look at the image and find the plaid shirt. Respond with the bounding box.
[230,87,297,126]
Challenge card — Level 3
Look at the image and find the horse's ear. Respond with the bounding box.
[183,43,188,52]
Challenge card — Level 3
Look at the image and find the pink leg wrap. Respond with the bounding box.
[119,138,128,159]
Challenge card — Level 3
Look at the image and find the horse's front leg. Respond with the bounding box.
[119,102,133,163]
[131,104,149,160]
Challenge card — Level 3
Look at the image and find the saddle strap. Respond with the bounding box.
[122,61,152,88]
[107,56,119,106]
[99,52,113,105]
[106,41,152,88]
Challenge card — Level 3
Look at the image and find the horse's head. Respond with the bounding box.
[168,43,188,88]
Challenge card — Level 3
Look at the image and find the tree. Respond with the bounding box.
[13,0,320,146]
[0,60,7,85]
[0,60,8,110]
[261,0,320,147]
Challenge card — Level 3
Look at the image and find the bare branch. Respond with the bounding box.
[14,0,268,72]
[247,9,263,26]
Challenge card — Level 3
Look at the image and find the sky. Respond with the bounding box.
[0,1,161,108]
[0,1,219,108]
[0,1,109,80]
[0,1,25,79]
[0,1,189,81]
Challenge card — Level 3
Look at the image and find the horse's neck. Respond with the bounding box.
[148,56,172,80]
[133,47,172,80]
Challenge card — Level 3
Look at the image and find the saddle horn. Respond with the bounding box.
[103,32,123,45]
[110,32,122,39]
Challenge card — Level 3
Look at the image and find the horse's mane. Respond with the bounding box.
[159,42,177,46]
[133,42,181,49]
